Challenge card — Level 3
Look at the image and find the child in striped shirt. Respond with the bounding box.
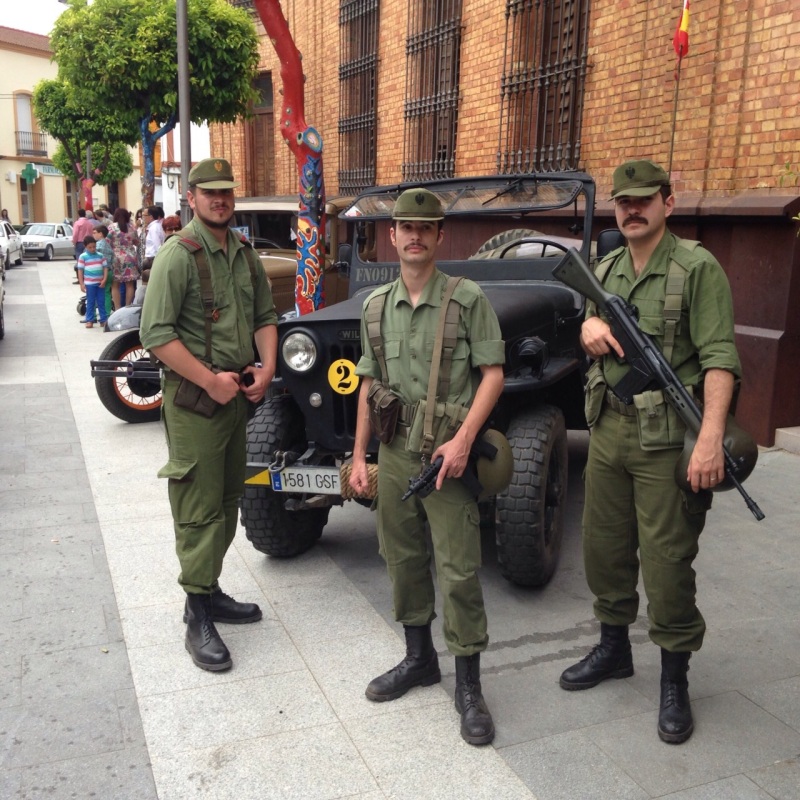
[77,235,109,328]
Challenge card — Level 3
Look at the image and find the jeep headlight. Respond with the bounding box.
[282,332,317,372]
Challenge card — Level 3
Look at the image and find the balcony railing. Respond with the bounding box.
[16,131,48,157]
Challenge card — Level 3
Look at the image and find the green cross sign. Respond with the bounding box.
[21,163,39,183]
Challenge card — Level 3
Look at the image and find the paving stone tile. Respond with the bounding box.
[742,675,800,733]
[150,724,377,800]
[581,692,800,797]
[345,703,534,800]
[128,618,305,696]
[6,604,111,657]
[0,767,21,800]
[658,774,774,799]
[139,672,337,758]
[501,731,648,800]
[21,568,115,616]
[0,656,22,710]
[18,746,157,800]
[746,756,800,800]
[0,695,126,769]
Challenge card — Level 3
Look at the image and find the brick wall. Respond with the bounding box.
[213,0,799,201]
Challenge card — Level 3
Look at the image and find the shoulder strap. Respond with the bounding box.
[237,233,259,289]
[662,238,699,363]
[176,231,214,364]
[421,276,463,457]
[366,289,390,383]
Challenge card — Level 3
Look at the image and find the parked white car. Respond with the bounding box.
[20,222,74,261]
[0,220,23,272]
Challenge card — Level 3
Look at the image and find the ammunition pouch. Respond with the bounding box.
[171,363,222,419]
[405,399,470,455]
[367,381,402,445]
[584,360,607,429]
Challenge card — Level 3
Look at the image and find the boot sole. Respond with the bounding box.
[185,641,232,671]
[658,721,694,744]
[559,665,634,691]
[454,699,495,745]
[365,671,441,702]
[183,610,263,625]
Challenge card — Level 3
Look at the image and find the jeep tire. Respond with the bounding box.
[241,394,329,557]
[495,404,568,586]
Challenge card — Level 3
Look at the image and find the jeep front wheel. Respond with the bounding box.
[240,394,329,557]
[495,404,568,586]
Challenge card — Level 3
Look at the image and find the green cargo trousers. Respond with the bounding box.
[158,380,248,594]
[376,431,488,657]
[583,406,709,652]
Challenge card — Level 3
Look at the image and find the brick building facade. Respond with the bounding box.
[211,0,800,444]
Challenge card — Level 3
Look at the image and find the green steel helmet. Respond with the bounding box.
[674,415,758,493]
[475,429,514,501]
[392,188,444,221]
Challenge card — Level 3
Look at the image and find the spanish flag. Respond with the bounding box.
[673,0,690,59]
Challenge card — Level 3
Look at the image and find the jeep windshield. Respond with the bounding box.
[341,176,586,219]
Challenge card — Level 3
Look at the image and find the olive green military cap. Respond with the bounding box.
[188,158,241,189]
[392,188,444,221]
[610,159,670,199]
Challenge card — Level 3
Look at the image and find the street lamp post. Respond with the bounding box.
[176,0,191,224]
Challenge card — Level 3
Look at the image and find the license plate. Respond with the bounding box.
[270,466,341,494]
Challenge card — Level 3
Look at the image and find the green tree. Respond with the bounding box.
[50,0,260,207]
[33,78,137,211]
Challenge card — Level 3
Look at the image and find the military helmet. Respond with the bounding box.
[475,429,514,501]
[674,414,758,493]
[392,188,444,221]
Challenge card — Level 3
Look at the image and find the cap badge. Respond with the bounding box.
[214,161,223,173]
[415,192,426,206]
[625,167,636,179]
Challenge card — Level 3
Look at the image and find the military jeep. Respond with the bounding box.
[241,172,598,587]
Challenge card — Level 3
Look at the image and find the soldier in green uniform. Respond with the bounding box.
[348,188,505,745]
[140,158,278,672]
[559,160,742,744]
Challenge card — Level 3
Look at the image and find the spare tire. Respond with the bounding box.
[471,228,545,259]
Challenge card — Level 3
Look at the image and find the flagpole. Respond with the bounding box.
[669,0,690,182]
[668,56,683,179]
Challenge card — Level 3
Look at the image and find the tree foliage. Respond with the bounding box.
[51,143,133,188]
[50,0,260,206]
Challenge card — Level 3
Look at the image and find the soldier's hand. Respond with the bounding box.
[239,366,273,404]
[349,459,370,495]
[433,435,471,491]
[207,371,241,405]
[581,317,624,359]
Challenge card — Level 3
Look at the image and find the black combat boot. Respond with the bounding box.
[365,624,441,702]
[184,593,232,672]
[658,649,693,744]
[559,623,634,690]
[454,653,495,745]
[183,588,262,624]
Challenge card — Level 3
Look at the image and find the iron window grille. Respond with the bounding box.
[498,0,590,174]
[402,0,463,182]
[338,0,380,193]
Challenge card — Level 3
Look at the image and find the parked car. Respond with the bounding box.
[240,172,609,588]
[20,222,74,261]
[0,220,23,271]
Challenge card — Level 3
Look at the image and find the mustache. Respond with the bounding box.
[623,216,647,226]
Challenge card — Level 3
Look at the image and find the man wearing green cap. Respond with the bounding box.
[141,157,278,672]
[559,159,741,744]
[349,188,505,745]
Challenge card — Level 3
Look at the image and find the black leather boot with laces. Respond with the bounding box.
[365,624,440,702]
[658,649,693,744]
[184,593,232,672]
[454,654,495,745]
[559,623,634,690]
[183,588,262,624]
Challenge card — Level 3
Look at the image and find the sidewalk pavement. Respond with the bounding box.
[1,258,799,800]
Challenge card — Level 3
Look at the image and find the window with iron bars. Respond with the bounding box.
[402,0,463,182]
[338,0,380,193]
[498,0,590,174]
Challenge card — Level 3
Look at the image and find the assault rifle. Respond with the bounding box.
[401,455,484,501]
[553,248,764,521]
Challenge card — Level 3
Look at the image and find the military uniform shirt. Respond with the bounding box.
[140,217,277,369]
[355,269,504,407]
[598,231,741,390]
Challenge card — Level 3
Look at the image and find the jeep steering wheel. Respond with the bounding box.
[497,238,570,259]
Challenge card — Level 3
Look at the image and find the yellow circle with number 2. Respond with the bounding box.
[328,359,359,395]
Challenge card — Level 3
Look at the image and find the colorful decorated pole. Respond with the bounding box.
[252,0,326,314]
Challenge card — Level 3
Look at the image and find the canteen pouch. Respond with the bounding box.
[173,369,221,419]
[584,360,607,429]
[405,399,470,454]
[367,381,401,445]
